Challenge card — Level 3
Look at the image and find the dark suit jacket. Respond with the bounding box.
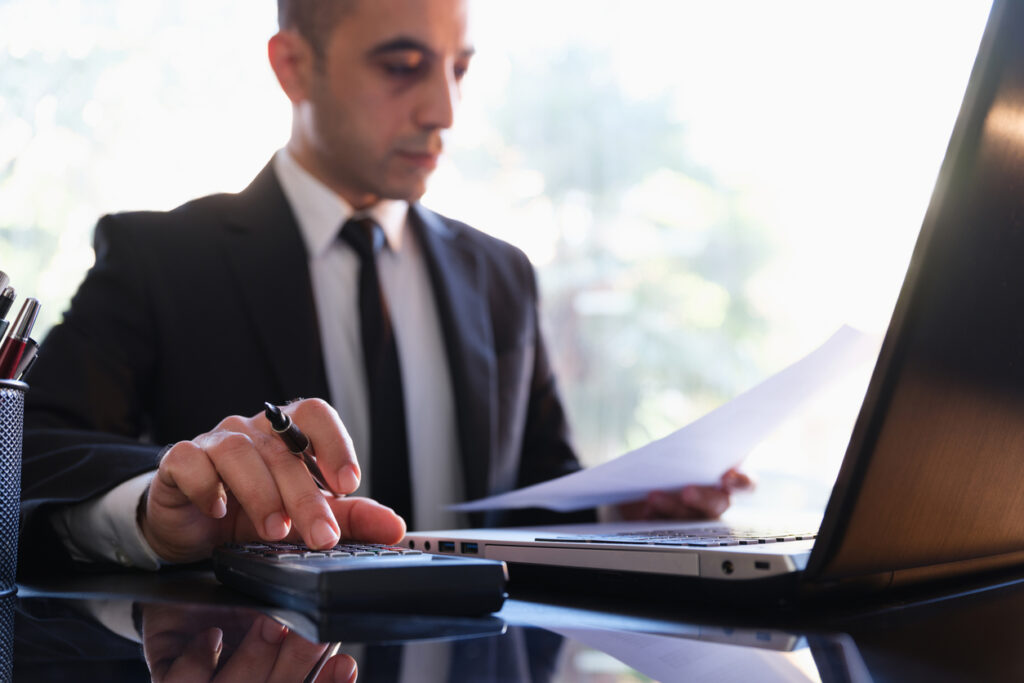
[21,162,594,575]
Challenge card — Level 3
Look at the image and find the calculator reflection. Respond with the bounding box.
[137,601,510,682]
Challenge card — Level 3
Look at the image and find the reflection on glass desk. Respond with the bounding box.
[13,568,1024,681]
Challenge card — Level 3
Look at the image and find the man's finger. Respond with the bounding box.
[279,398,361,494]
[328,496,406,545]
[196,430,293,540]
[679,485,730,519]
[643,487,728,520]
[213,616,288,682]
[315,654,358,683]
[157,627,222,683]
[260,441,343,550]
[265,629,335,683]
[721,467,754,492]
[644,490,699,519]
[155,441,227,518]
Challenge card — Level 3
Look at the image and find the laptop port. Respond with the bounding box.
[461,542,479,554]
[721,561,734,575]
[438,541,456,553]
[755,561,770,570]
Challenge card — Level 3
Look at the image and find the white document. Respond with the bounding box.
[451,326,878,512]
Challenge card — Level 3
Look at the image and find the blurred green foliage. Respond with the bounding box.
[483,48,771,460]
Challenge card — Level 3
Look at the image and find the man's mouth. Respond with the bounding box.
[396,150,440,170]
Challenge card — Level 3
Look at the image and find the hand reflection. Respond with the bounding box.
[141,604,357,683]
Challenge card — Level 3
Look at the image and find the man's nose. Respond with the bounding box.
[415,65,459,130]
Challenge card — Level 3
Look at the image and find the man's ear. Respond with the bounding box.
[268,30,316,103]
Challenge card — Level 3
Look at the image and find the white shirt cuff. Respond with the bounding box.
[83,599,143,644]
[49,471,164,571]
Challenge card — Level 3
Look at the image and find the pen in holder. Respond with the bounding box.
[0,380,24,597]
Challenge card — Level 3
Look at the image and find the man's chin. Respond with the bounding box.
[379,180,429,203]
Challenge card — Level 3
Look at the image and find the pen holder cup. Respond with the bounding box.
[0,380,24,596]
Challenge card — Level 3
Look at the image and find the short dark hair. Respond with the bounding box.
[277,0,356,59]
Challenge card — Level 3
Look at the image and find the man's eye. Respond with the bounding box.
[380,57,425,77]
[384,64,419,76]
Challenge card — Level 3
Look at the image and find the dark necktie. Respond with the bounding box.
[340,217,414,529]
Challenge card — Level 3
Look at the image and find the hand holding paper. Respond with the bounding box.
[617,467,754,521]
[451,326,878,513]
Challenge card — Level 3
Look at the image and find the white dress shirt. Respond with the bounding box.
[274,148,464,531]
[51,149,465,569]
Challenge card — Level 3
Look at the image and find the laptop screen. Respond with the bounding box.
[811,0,1024,581]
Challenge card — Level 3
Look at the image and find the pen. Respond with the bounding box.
[13,337,38,381]
[263,402,338,495]
[0,286,15,342]
[304,642,342,683]
[0,298,40,380]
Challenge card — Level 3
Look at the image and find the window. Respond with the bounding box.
[0,0,992,510]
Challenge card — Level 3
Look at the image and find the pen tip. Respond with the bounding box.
[264,402,286,430]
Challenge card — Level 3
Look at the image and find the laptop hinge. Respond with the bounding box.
[888,549,1024,589]
[804,549,1024,599]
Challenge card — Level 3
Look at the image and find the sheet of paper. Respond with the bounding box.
[451,326,878,512]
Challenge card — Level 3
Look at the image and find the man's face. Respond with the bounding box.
[295,0,473,207]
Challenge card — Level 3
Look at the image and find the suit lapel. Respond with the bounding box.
[219,162,330,403]
[410,205,496,503]
[215,178,496,500]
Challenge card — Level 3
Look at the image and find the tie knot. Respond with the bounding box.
[340,217,386,261]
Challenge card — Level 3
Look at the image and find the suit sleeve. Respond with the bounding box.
[20,215,165,575]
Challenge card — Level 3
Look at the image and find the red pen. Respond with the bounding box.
[13,337,38,381]
[0,298,40,380]
[0,286,14,341]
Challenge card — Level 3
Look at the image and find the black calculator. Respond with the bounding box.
[213,542,508,616]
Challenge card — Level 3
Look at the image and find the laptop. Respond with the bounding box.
[405,0,1024,599]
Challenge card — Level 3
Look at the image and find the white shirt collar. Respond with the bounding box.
[272,148,409,257]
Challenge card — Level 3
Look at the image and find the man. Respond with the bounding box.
[20,0,746,574]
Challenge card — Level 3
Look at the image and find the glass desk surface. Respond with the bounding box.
[11,566,1024,682]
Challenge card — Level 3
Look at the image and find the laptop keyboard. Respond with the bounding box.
[534,527,818,548]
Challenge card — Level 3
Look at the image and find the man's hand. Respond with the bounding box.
[142,603,358,683]
[139,398,405,564]
[618,468,754,521]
